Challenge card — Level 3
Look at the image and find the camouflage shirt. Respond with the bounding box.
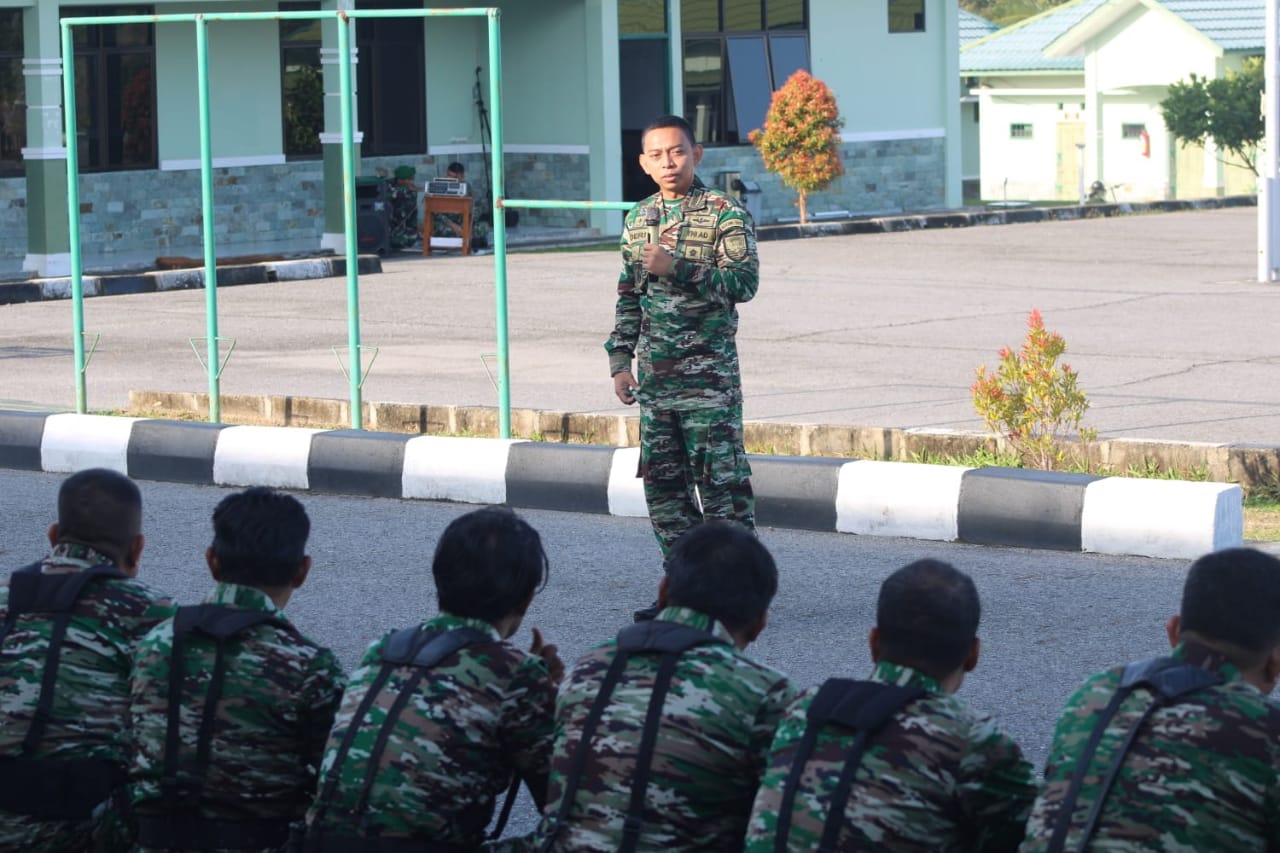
[0,544,174,851]
[128,582,344,835]
[534,606,796,851]
[306,613,557,844]
[745,660,1036,852]
[1021,640,1280,852]
[605,178,759,412]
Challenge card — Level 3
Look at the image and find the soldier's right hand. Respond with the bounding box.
[614,371,639,405]
[530,627,565,684]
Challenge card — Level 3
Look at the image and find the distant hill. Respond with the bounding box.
[960,0,1073,27]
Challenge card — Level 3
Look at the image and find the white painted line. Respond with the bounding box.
[607,447,648,518]
[213,426,322,489]
[401,436,521,505]
[836,460,968,541]
[40,414,140,474]
[1082,478,1244,560]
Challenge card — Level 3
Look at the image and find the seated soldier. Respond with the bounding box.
[1021,547,1280,852]
[431,161,492,249]
[534,520,797,851]
[303,505,562,847]
[128,487,344,851]
[0,468,174,851]
[745,558,1035,852]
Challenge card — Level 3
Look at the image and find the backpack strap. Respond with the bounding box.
[1045,656,1224,853]
[309,626,493,835]
[541,620,727,853]
[3,563,127,757]
[160,604,294,810]
[772,679,925,853]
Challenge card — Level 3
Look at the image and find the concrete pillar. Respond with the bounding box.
[319,0,361,254]
[941,0,962,210]
[22,3,69,276]
[584,0,622,232]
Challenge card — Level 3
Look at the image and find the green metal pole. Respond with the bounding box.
[61,23,86,413]
[337,12,362,429]
[196,17,221,423]
[488,10,510,438]
[501,200,635,211]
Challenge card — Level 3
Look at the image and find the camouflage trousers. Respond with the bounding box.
[639,404,755,556]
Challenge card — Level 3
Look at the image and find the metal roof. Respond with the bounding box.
[959,9,999,46]
[961,0,1261,75]
[961,0,1109,74]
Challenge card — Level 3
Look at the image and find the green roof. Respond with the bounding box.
[959,9,999,46]
[961,0,1108,74]
[961,0,1262,75]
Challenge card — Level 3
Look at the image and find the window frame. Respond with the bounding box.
[888,0,925,34]
[279,2,323,160]
[355,0,425,157]
[0,8,24,176]
[1120,122,1147,140]
[1009,122,1033,140]
[681,0,810,147]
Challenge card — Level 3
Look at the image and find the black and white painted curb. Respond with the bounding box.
[0,411,1243,560]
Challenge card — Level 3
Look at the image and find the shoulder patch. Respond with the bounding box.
[724,231,750,263]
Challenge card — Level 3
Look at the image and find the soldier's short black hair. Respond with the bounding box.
[876,559,980,678]
[664,521,777,634]
[210,487,310,588]
[433,506,549,623]
[447,161,465,175]
[641,115,697,150]
[57,468,143,556]
[1181,548,1280,664]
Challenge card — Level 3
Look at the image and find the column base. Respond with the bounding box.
[23,252,71,277]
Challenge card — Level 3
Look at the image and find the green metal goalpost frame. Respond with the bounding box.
[61,7,643,438]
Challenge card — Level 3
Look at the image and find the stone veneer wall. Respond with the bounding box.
[696,136,946,225]
[0,150,591,268]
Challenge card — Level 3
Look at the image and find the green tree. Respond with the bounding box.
[960,0,1070,27]
[748,70,843,225]
[1161,58,1263,176]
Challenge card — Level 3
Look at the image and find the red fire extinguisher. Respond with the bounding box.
[1139,129,1150,158]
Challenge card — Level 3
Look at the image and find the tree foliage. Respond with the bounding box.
[749,70,843,225]
[1160,58,1263,176]
[960,0,1070,27]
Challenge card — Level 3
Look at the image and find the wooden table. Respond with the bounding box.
[422,194,472,256]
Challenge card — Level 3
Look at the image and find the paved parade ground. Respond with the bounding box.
[0,205,1276,446]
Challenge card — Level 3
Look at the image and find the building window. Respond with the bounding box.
[356,0,424,156]
[65,6,157,172]
[280,3,322,158]
[1121,123,1146,140]
[0,9,23,176]
[888,0,924,33]
[682,0,809,146]
[1010,123,1033,139]
[620,0,667,35]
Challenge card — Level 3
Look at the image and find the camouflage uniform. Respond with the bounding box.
[128,581,345,851]
[605,178,759,555]
[1020,639,1280,851]
[389,182,420,250]
[305,612,556,844]
[532,605,796,851]
[745,660,1036,852]
[0,544,174,852]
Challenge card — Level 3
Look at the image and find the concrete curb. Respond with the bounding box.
[0,255,383,306]
[756,195,1256,242]
[0,410,1243,560]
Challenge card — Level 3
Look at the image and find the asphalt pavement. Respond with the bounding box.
[1,205,1276,445]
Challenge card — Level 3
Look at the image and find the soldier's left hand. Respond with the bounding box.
[641,244,675,279]
[530,627,565,684]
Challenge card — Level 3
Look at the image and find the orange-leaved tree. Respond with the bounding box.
[748,70,844,224]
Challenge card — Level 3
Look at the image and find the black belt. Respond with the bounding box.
[135,814,293,849]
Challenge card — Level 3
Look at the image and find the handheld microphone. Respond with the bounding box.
[644,205,661,283]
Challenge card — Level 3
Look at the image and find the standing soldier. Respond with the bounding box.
[127,487,344,851]
[0,469,174,850]
[606,114,759,622]
[746,559,1035,852]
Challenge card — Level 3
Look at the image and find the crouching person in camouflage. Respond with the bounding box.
[0,469,174,851]
[301,505,563,849]
[1021,547,1280,852]
[531,520,796,852]
[746,558,1036,852]
[128,487,345,851]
